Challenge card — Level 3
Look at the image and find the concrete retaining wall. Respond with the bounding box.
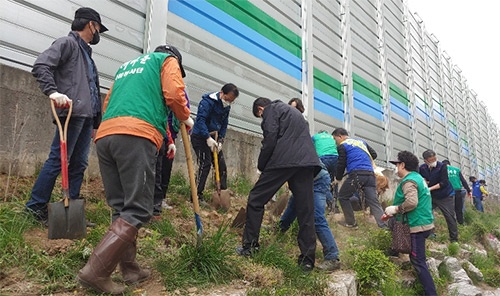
[0,64,262,182]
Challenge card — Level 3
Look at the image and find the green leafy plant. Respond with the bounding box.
[228,174,254,196]
[352,248,397,295]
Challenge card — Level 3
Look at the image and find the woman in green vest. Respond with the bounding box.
[385,151,437,296]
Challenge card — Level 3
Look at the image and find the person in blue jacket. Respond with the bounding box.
[191,83,239,203]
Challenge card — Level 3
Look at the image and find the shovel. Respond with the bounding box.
[209,131,231,211]
[180,122,203,245]
[47,100,86,239]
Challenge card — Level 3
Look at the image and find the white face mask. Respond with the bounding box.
[429,161,437,168]
[222,99,232,108]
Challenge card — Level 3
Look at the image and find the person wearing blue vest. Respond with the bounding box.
[418,149,458,242]
[469,176,487,212]
[332,128,386,229]
[385,151,437,296]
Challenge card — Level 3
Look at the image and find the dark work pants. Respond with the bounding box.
[153,139,175,214]
[453,189,466,224]
[191,134,227,198]
[243,167,316,266]
[338,171,386,228]
[410,230,437,296]
[96,135,157,228]
[432,195,458,242]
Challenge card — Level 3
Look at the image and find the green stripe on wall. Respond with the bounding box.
[353,73,382,104]
[206,0,301,57]
[314,68,343,101]
[389,82,409,106]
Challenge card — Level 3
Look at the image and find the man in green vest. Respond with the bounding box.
[442,160,471,225]
[77,45,193,294]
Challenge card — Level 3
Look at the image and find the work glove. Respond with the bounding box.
[331,179,339,188]
[384,205,399,216]
[49,92,72,108]
[182,117,194,129]
[166,144,176,159]
[256,169,262,175]
[206,137,218,152]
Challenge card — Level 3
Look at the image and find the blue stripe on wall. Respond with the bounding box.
[314,89,344,121]
[353,90,383,120]
[169,0,301,80]
[390,97,410,120]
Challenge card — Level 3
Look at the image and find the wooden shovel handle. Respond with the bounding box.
[50,100,73,205]
[180,123,201,215]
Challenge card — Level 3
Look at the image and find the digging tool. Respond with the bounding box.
[231,207,246,228]
[180,122,203,245]
[47,100,86,239]
[209,131,231,211]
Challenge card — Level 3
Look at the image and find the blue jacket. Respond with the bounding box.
[418,161,454,199]
[471,181,482,197]
[192,92,230,139]
[335,138,377,180]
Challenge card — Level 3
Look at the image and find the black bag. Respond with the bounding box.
[389,214,411,254]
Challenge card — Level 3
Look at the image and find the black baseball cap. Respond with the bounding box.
[154,45,186,77]
[75,7,108,33]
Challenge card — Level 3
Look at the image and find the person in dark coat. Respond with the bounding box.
[418,149,457,242]
[190,83,239,203]
[236,97,320,272]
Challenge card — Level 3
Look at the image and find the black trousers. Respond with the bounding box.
[191,134,227,198]
[153,139,175,213]
[243,167,316,266]
[453,189,465,225]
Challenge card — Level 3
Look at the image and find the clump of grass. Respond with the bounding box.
[156,223,240,291]
[0,204,35,268]
[352,248,398,295]
[228,174,253,196]
[167,171,191,197]
[448,242,460,256]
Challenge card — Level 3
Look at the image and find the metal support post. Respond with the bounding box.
[144,0,169,53]
[301,0,315,133]
[377,0,391,164]
[340,0,353,133]
[403,0,418,155]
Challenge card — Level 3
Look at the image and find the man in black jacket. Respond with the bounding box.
[236,97,320,272]
[332,128,386,229]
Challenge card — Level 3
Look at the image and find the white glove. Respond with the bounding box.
[182,117,194,129]
[256,169,262,175]
[216,142,223,152]
[166,143,176,159]
[49,92,72,108]
[385,205,399,216]
[206,137,218,152]
[331,179,339,187]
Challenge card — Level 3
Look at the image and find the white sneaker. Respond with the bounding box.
[161,201,173,210]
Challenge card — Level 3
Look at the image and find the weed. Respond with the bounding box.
[228,174,253,196]
[448,242,460,256]
[156,223,240,291]
[352,248,397,295]
[483,269,500,287]
[167,171,191,197]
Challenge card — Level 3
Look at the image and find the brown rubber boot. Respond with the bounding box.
[120,240,151,284]
[77,218,137,295]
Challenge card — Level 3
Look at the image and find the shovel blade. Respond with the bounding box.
[231,207,246,228]
[211,190,231,212]
[270,192,290,217]
[48,199,86,239]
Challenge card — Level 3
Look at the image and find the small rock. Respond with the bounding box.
[187,287,198,293]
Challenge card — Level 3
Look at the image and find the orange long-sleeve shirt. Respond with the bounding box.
[95,57,190,149]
